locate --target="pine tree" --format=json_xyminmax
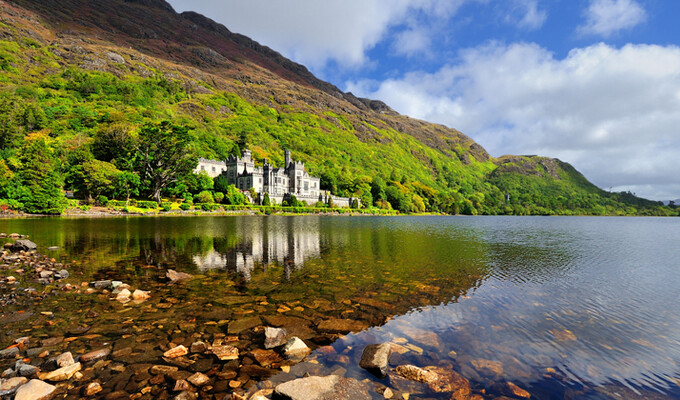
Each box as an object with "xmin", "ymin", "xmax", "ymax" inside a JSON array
[{"xmin": 19, "ymin": 132, "xmax": 67, "ymax": 214}]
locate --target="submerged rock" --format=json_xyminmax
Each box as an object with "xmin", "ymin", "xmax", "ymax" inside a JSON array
[
  {"xmin": 0, "ymin": 376, "xmax": 28, "ymax": 395},
  {"xmin": 14, "ymin": 379, "xmax": 56, "ymax": 400},
  {"xmin": 274, "ymin": 375, "xmax": 370, "ymax": 400},
  {"xmin": 264, "ymin": 326, "xmax": 287, "ymax": 349},
  {"xmin": 166, "ymin": 269, "xmax": 192, "ymax": 282},
  {"xmin": 79, "ymin": 348, "xmax": 110, "ymax": 363},
  {"xmin": 282, "ymin": 337, "xmax": 310, "ymax": 359},
  {"xmin": 163, "ymin": 345, "xmax": 188, "ymax": 359},
  {"xmin": 317, "ymin": 318, "xmax": 369, "ymax": 334},
  {"xmin": 84, "ymin": 381, "xmax": 102, "ymax": 396},
  {"xmin": 359, "ymin": 343, "xmax": 392, "ymax": 378},
  {"xmin": 395, "ymin": 365, "xmax": 471, "ymax": 396},
  {"xmin": 39, "ymin": 362, "xmax": 81, "ymax": 381}
]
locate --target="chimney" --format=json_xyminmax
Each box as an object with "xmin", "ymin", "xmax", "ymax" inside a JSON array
[{"xmin": 285, "ymin": 150, "xmax": 291, "ymax": 168}]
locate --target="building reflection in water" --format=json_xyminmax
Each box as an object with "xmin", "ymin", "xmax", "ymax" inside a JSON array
[{"xmin": 192, "ymin": 217, "xmax": 321, "ymax": 280}]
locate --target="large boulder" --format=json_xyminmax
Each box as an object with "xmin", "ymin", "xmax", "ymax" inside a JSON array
[
  {"xmin": 10, "ymin": 240, "xmax": 37, "ymax": 252},
  {"xmin": 14, "ymin": 379, "xmax": 56, "ymax": 400},
  {"xmin": 274, "ymin": 375, "xmax": 370, "ymax": 400}
]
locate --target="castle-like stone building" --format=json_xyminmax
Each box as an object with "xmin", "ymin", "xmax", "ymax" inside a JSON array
[{"xmin": 195, "ymin": 149, "xmax": 358, "ymax": 207}]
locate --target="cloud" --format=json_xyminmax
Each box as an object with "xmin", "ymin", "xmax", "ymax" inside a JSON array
[
  {"xmin": 578, "ymin": 0, "xmax": 646, "ymax": 37},
  {"xmin": 167, "ymin": 0, "xmax": 468, "ymax": 70},
  {"xmin": 346, "ymin": 42, "xmax": 680, "ymax": 200},
  {"xmin": 508, "ymin": 0, "xmax": 547, "ymax": 30}
]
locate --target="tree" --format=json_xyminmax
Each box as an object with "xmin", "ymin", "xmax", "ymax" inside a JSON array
[
  {"xmin": 18, "ymin": 132, "xmax": 67, "ymax": 214},
  {"xmin": 92, "ymin": 123, "xmax": 136, "ymax": 170},
  {"xmin": 0, "ymin": 95, "xmax": 22, "ymax": 150},
  {"xmin": 80, "ymin": 160, "xmax": 120, "ymax": 201},
  {"xmin": 262, "ymin": 192, "xmax": 271, "ymax": 206},
  {"xmin": 214, "ymin": 174, "xmax": 230, "ymax": 193},
  {"xmin": 135, "ymin": 121, "xmax": 197, "ymax": 203},
  {"xmin": 114, "ymin": 171, "xmax": 141, "ymax": 206}
]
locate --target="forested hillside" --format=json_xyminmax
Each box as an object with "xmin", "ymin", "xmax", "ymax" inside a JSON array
[{"xmin": 0, "ymin": 0, "xmax": 675, "ymax": 215}]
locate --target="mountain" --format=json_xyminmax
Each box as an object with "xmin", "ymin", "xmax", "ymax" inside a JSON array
[{"xmin": 0, "ymin": 0, "xmax": 674, "ymax": 215}]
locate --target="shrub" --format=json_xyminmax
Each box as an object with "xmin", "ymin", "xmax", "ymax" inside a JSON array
[
  {"xmin": 214, "ymin": 192, "xmax": 224, "ymax": 203},
  {"xmin": 137, "ymin": 200, "xmax": 157, "ymax": 209},
  {"xmin": 195, "ymin": 190, "xmax": 214, "ymax": 204},
  {"xmin": 161, "ymin": 202, "xmax": 171, "ymax": 212},
  {"xmin": 179, "ymin": 202, "xmax": 191, "ymax": 210},
  {"xmin": 98, "ymin": 195, "xmax": 109, "ymax": 206}
]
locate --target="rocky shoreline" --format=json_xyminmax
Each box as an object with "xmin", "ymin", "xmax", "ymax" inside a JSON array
[{"xmin": 0, "ymin": 234, "xmax": 542, "ymax": 400}]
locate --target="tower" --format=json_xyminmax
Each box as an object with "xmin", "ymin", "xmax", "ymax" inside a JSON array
[{"xmin": 284, "ymin": 150, "xmax": 291, "ymax": 169}]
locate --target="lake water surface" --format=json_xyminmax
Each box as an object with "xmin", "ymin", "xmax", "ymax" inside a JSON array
[{"xmin": 1, "ymin": 216, "xmax": 678, "ymax": 399}]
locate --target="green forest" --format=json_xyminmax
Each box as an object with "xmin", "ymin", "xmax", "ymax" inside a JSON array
[{"xmin": 0, "ymin": 36, "xmax": 676, "ymax": 216}]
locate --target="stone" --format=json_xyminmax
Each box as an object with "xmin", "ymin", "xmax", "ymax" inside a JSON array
[
  {"xmin": 14, "ymin": 379, "xmax": 56, "ymax": 400},
  {"xmin": 132, "ymin": 289, "xmax": 150, "ymax": 300},
  {"xmin": 80, "ymin": 348, "xmax": 111, "ymax": 363},
  {"xmin": 282, "ymin": 337, "xmax": 310, "ymax": 359},
  {"xmin": 163, "ymin": 345, "xmax": 188, "ymax": 359},
  {"xmin": 211, "ymin": 344, "xmax": 238, "ymax": 361},
  {"xmin": 173, "ymin": 379, "xmax": 191, "ymax": 391},
  {"xmin": 55, "ymin": 352, "xmax": 74, "ymax": 367},
  {"xmin": 186, "ymin": 372, "xmax": 210, "ymax": 386},
  {"xmin": 16, "ymin": 363, "xmax": 39, "ymax": 377},
  {"xmin": 470, "ymin": 359, "xmax": 503, "ymax": 376},
  {"xmin": 116, "ymin": 288, "xmax": 131, "ymax": 301},
  {"xmin": 166, "ymin": 269, "xmax": 192, "ymax": 282},
  {"xmin": 93, "ymin": 280, "xmax": 111, "ymax": 289},
  {"xmin": 249, "ymin": 349, "xmax": 282, "ymax": 367},
  {"xmin": 189, "ymin": 341, "xmax": 207, "ymax": 353},
  {"xmin": 0, "ymin": 346, "xmax": 20, "ymax": 359},
  {"xmin": 150, "ymin": 365, "xmax": 179, "ymax": 375},
  {"xmin": 274, "ymin": 375, "xmax": 370, "ymax": 400},
  {"xmin": 39, "ymin": 362, "xmax": 81, "ymax": 381},
  {"xmin": 107, "ymin": 52, "xmax": 125, "ymax": 64},
  {"xmin": 84, "ymin": 381, "xmax": 103, "ymax": 396},
  {"xmin": 55, "ymin": 270, "xmax": 69, "ymax": 279},
  {"xmin": 0, "ymin": 376, "xmax": 28, "ymax": 395},
  {"xmin": 359, "ymin": 343, "xmax": 392, "ymax": 378},
  {"xmin": 493, "ymin": 381, "xmax": 531, "ymax": 399},
  {"xmin": 264, "ymin": 327, "xmax": 287, "ymax": 349},
  {"xmin": 317, "ymin": 318, "xmax": 369, "ymax": 334},
  {"xmin": 11, "ymin": 240, "xmax": 37, "ymax": 252},
  {"xmin": 174, "ymin": 391, "xmax": 197, "ymax": 400},
  {"xmin": 227, "ymin": 316, "xmax": 261, "ymax": 334},
  {"xmin": 395, "ymin": 365, "xmax": 471, "ymax": 396}
]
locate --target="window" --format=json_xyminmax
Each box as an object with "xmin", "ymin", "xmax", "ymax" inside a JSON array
[
  {"xmin": 304, "ymin": 181, "xmax": 309, "ymax": 191},
  {"xmin": 200, "ymin": 165, "xmax": 205, "ymax": 171},
  {"xmin": 259, "ymin": 178, "xmax": 262, "ymax": 183},
  {"xmin": 212, "ymin": 167, "xmax": 216, "ymax": 172}
]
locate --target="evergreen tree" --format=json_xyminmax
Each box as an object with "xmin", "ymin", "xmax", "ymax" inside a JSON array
[{"xmin": 18, "ymin": 132, "xmax": 67, "ymax": 214}]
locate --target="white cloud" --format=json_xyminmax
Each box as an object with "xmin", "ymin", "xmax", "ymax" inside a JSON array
[
  {"xmin": 167, "ymin": 0, "xmax": 467, "ymax": 70},
  {"xmin": 578, "ymin": 0, "xmax": 646, "ymax": 38},
  {"xmin": 508, "ymin": 0, "xmax": 547, "ymax": 30},
  {"xmin": 346, "ymin": 43, "xmax": 680, "ymax": 200}
]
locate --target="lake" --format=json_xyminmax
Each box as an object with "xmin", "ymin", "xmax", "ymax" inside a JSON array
[{"xmin": 1, "ymin": 215, "xmax": 679, "ymax": 399}]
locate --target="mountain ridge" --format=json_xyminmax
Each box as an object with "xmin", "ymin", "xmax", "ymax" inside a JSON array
[{"xmin": 0, "ymin": 0, "xmax": 674, "ymax": 215}]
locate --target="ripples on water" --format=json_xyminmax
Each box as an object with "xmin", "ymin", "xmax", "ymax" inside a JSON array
[{"xmin": 1, "ymin": 215, "xmax": 679, "ymax": 399}]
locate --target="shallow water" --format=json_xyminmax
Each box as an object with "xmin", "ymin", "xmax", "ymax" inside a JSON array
[{"xmin": 1, "ymin": 215, "xmax": 679, "ymax": 399}]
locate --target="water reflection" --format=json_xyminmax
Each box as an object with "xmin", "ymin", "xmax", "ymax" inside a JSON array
[{"xmin": 193, "ymin": 218, "xmax": 321, "ymax": 280}]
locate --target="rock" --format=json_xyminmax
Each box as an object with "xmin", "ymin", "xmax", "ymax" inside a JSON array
[
  {"xmin": 189, "ymin": 341, "xmax": 207, "ymax": 353},
  {"xmin": 186, "ymin": 372, "xmax": 210, "ymax": 386},
  {"xmin": 227, "ymin": 316, "xmax": 261, "ymax": 334},
  {"xmin": 14, "ymin": 379, "xmax": 56, "ymax": 400},
  {"xmin": 210, "ymin": 344, "xmax": 238, "ymax": 361},
  {"xmin": 46, "ymin": 246, "xmax": 59, "ymax": 251},
  {"xmin": 80, "ymin": 348, "xmax": 111, "ymax": 363},
  {"xmin": 55, "ymin": 270, "xmax": 69, "ymax": 279},
  {"xmin": 106, "ymin": 52, "xmax": 125, "ymax": 64},
  {"xmin": 470, "ymin": 359, "xmax": 503, "ymax": 376},
  {"xmin": 174, "ymin": 391, "xmax": 197, "ymax": 400},
  {"xmin": 173, "ymin": 379, "xmax": 191, "ymax": 391},
  {"xmin": 55, "ymin": 352, "xmax": 74, "ymax": 367},
  {"xmin": 116, "ymin": 288, "xmax": 131, "ymax": 301},
  {"xmin": 0, "ymin": 376, "xmax": 28, "ymax": 395},
  {"xmin": 395, "ymin": 365, "xmax": 471, "ymax": 396},
  {"xmin": 317, "ymin": 318, "xmax": 369, "ymax": 334},
  {"xmin": 264, "ymin": 327, "xmax": 287, "ymax": 349},
  {"xmin": 274, "ymin": 375, "xmax": 371, "ymax": 400},
  {"xmin": 492, "ymin": 381, "xmax": 531, "ymax": 399},
  {"xmin": 93, "ymin": 280, "xmax": 112, "ymax": 289},
  {"xmin": 359, "ymin": 343, "xmax": 392, "ymax": 378},
  {"xmin": 16, "ymin": 363, "xmax": 39, "ymax": 377},
  {"xmin": 166, "ymin": 269, "xmax": 192, "ymax": 282},
  {"xmin": 39, "ymin": 362, "xmax": 81, "ymax": 381},
  {"xmin": 249, "ymin": 349, "xmax": 282, "ymax": 367},
  {"xmin": 84, "ymin": 381, "xmax": 102, "ymax": 396},
  {"xmin": 132, "ymin": 289, "xmax": 150, "ymax": 300},
  {"xmin": 11, "ymin": 240, "xmax": 37, "ymax": 252},
  {"xmin": 150, "ymin": 365, "xmax": 178, "ymax": 375},
  {"xmin": 0, "ymin": 346, "xmax": 20, "ymax": 359},
  {"xmin": 163, "ymin": 345, "xmax": 188, "ymax": 359},
  {"xmin": 282, "ymin": 337, "xmax": 310, "ymax": 359}
]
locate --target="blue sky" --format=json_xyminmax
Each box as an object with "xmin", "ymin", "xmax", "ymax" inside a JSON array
[{"xmin": 167, "ymin": 0, "xmax": 680, "ymax": 201}]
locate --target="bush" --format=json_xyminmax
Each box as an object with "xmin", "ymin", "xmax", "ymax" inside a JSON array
[
  {"xmin": 214, "ymin": 192, "xmax": 224, "ymax": 203},
  {"xmin": 195, "ymin": 190, "xmax": 214, "ymax": 204},
  {"xmin": 137, "ymin": 200, "xmax": 158, "ymax": 209},
  {"xmin": 161, "ymin": 202, "xmax": 171, "ymax": 212},
  {"xmin": 179, "ymin": 202, "xmax": 191, "ymax": 210},
  {"xmin": 98, "ymin": 195, "xmax": 109, "ymax": 206}
]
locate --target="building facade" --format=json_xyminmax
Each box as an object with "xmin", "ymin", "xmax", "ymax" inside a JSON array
[{"xmin": 195, "ymin": 149, "xmax": 358, "ymax": 207}]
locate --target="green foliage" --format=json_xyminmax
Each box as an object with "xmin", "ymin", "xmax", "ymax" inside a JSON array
[
  {"xmin": 262, "ymin": 192, "xmax": 271, "ymax": 207},
  {"xmin": 17, "ymin": 132, "xmax": 67, "ymax": 214},
  {"xmin": 79, "ymin": 159, "xmax": 120, "ymax": 199},
  {"xmin": 213, "ymin": 192, "xmax": 224, "ymax": 204},
  {"xmin": 195, "ymin": 190, "xmax": 214, "ymax": 204},
  {"xmin": 179, "ymin": 202, "xmax": 191, "ymax": 210}
]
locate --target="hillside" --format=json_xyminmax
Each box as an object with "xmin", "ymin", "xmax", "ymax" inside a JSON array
[{"xmin": 0, "ymin": 0, "xmax": 674, "ymax": 215}]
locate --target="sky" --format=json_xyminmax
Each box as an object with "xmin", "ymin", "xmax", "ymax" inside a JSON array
[{"xmin": 167, "ymin": 0, "xmax": 680, "ymax": 201}]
